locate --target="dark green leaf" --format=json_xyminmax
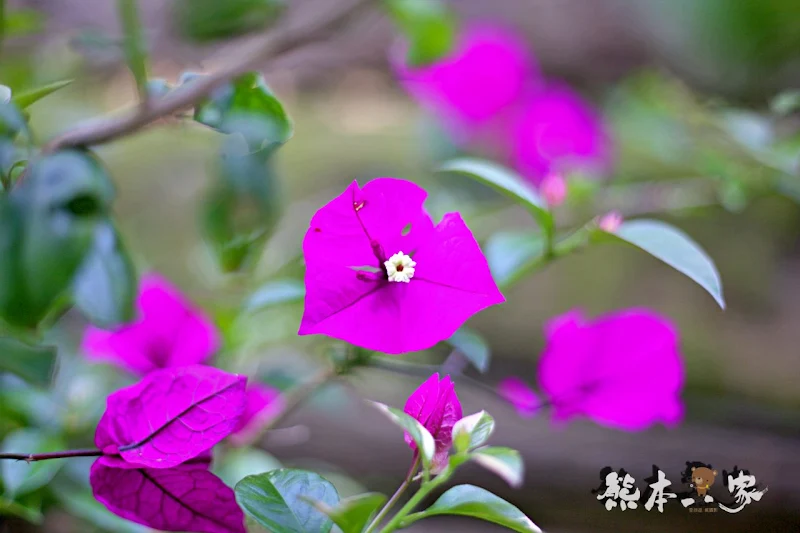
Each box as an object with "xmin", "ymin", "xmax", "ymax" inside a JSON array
[
  {"xmin": 235, "ymin": 469, "xmax": 340, "ymax": 533},
  {"xmin": 471, "ymin": 447, "xmax": 524, "ymax": 488},
  {"xmin": 414, "ymin": 485, "xmax": 541, "ymax": 532},
  {"xmin": 72, "ymin": 222, "xmax": 137, "ymax": 328},
  {"xmin": 0, "ymin": 337, "xmax": 56, "ymax": 386},
  {"xmin": 385, "ymin": 0, "xmax": 457, "ymax": 66},
  {"xmin": 445, "ymin": 327, "xmax": 490, "ymax": 373},
  {"xmin": 313, "ymin": 492, "xmax": 387, "ymax": 533},
  {"xmin": 1, "ymin": 429, "xmax": 65, "ymax": 496},
  {"xmin": 485, "ymin": 231, "xmax": 545, "ymax": 288},
  {"xmin": 175, "ymin": 0, "xmax": 286, "ymax": 42},
  {"xmin": 202, "ymin": 137, "xmax": 282, "ymax": 272},
  {"xmin": 452, "ymin": 411, "xmax": 495, "ymax": 453},
  {"xmin": 245, "ymin": 279, "xmax": 305, "ymax": 312},
  {"xmin": 593, "ymin": 219, "xmax": 725, "ymax": 309},
  {"xmin": 12, "ymin": 79, "xmax": 73, "ymax": 109},
  {"xmin": 438, "ymin": 159, "xmax": 552, "ymax": 231},
  {"xmin": 369, "ymin": 402, "xmax": 435, "ymax": 471},
  {"xmin": 0, "ymin": 150, "xmax": 115, "ymax": 327},
  {"xmin": 0, "ymin": 493, "xmax": 43, "ymax": 524},
  {"xmin": 213, "ymin": 448, "xmax": 283, "ymax": 488}
]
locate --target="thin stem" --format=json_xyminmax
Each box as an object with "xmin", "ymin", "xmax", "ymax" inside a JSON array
[
  {"xmin": 117, "ymin": 0, "xmax": 149, "ymax": 102},
  {"xmin": 0, "ymin": 448, "xmax": 103, "ymax": 462},
  {"xmin": 365, "ymin": 456, "xmax": 420, "ymax": 533},
  {"xmin": 43, "ymin": 0, "xmax": 372, "ymax": 153},
  {"xmin": 379, "ymin": 465, "xmax": 453, "ymax": 533}
]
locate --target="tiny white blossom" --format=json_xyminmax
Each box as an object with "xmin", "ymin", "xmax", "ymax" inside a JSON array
[{"xmin": 384, "ymin": 251, "xmax": 416, "ymax": 283}]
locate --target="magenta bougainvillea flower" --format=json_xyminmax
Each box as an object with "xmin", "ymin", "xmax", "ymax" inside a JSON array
[
  {"xmin": 404, "ymin": 373, "xmax": 462, "ymax": 473},
  {"xmin": 227, "ymin": 383, "xmax": 284, "ymax": 447},
  {"xmin": 394, "ymin": 24, "xmax": 535, "ymax": 141},
  {"xmin": 598, "ymin": 210, "xmax": 623, "ymax": 233},
  {"xmin": 81, "ymin": 273, "xmax": 220, "ymax": 375},
  {"xmin": 511, "ymin": 85, "xmax": 612, "ymax": 184},
  {"xmin": 95, "ymin": 365, "xmax": 247, "ymax": 468},
  {"xmin": 498, "ymin": 377, "xmax": 540, "ymax": 418},
  {"xmin": 538, "ymin": 309, "xmax": 684, "ymax": 431},
  {"xmin": 91, "ymin": 461, "xmax": 245, "ymax": 533},
  {"xmin": 298, "ymin": 178, "xmax": 504, "ymax": 354},
  {"xmin": 394, "ymin": 24, "xmax": 612, "ymax": 186}
]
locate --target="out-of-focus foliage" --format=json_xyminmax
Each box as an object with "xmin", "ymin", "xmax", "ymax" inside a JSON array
[{"xmin": 174, "ymin": 0, "xmax": 286, "ymax": 42}]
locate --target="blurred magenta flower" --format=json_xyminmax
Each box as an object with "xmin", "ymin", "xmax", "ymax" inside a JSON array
[
  {"xmin": 498, "ymin": 377, "xmax": 540, "ymax": 418},
  {"xmin": 227, "ymin": 383, "xmax": 285, "ymax": 447},
  {"xmin": 511, "ymin": 85, "xmax": 612, "ymax": 184},
  {"xmin": 95, "ymin": 365, "xmax": 247, "ymax": 468},
  {"xmin": 299, "ymin": 178, "xmax": 504, "ymax": 354},
  {"xmin": 81, "ymin": 273, "xmax": 220, "ymax": 375},
  {"xmin": 598, "ymin": 210, "xmax": 623, "ymax": 232},
  {"xmin": 538, "ymin": 309, "xmax": 684, "ymax": 431},
  {"xmin": 394, "ymin": 24, "xmax": 612, "ymax": 186},
  {"xmin": 404, "ymin": 373, "xmax": 462, "ymax": 473},
  {"xmin": 394, "ymin": 24, "xmax": 535, "ymax": 142},
  {"xmin": 91, "ymin": 461, "xmax": 246, "ymax": 533}
]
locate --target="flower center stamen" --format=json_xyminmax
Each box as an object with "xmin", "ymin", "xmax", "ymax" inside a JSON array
[{"xmin": 384, "ymin": 251, "xmax": 416, "ymax": 283}]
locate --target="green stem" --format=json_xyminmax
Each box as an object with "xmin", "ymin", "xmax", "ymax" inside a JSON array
[
  {"xmin": 379, "ymin": 465, "xmax": 453, "ymax": 533},
  {"xmin": 364, "ymin": 456, "xmax": 419, "ymax": 533},
  {"xmin": 117, "ymin": 0, "xmax": 149, "ymax": 102}
]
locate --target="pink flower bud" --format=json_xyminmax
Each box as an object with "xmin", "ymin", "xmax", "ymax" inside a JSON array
[
  {"xmin": 540, "ymin": 173, "xmax": 567, "ymax": 207},
  {"xmin": 598, "ymin": 211, "xmax": 623, "ymax": 233}
]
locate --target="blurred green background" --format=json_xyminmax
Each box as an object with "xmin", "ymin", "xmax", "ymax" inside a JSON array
[{"xmin": 2, "ymin": 0, "xmax": 800, "ymax": 531}]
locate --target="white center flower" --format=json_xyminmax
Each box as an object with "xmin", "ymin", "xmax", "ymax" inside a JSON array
[{"xmin": 384, "ymin": 251, "xmax": 416, "ymax": 283}]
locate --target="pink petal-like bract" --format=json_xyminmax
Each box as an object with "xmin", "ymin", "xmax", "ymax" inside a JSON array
[
  {"xmin": 298, "ymin": 178, "xmax": 504, "ymax": 354},
  {"xmin": 95, "ymin": 365, "xmax": 247, "ymax": 468},
  {"xmin": 90, "ymin": 460, "xmax": 245, "ymax": 533},
  {"xmin": 537, "ymin": 309, "xmax": 684, "ymax": 431},
  {"xmin": 227, "ymin": 383, "xmax": 285, "ymax": 447},
  {"xmin": 394, "ymin": 24, "xmax": 535, "ymax": 143},
  {"xmin": 498, "ymin": 377, "xmax": 541, "ymax": 418},
  {"xmin": 81, "ymin": 273, "xmax": 220, "ymax": 375},
  {"xmin": 403, "ymin": 373, "xmax": 462, "ymax": 472},
  {"xmin": 511, "ymin": 84, "xmax": 613, "ymax": 185}
]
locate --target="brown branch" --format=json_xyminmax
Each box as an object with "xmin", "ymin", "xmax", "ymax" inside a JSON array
[
  {"xmin": 43, "ymin": 0, "xmax": 374, "ymax": 153},
  {"xmin": 0, "ymin": 448, "xmax": 104, "ymax": 462}
]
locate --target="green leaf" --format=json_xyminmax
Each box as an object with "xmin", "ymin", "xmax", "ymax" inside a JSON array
[
  {"xmin": 12, "ymin": 79, "xmax": 73, "ymax": 109},
  {"xmin": 194, "ymin": 73, "xmax": 293, "ymax": 148},
  {"xmin": 213, "ymin": 448, "xmax": 283, "ymax": 488},
  {"xmin": 1, "ymin": 429, "xmax": 65, "ymax": 496},
  {"xmin": 594, "ymin": 219, "xmax": 725, "ymax": 309},
  {"xmin": 445, "ymin": 327, "xmax": 490, "ymax": 373},
  {"xmin": 414, "ymin": 485, "xmax": 541, "ymax": 533},
  {"xmin": 0, "ymin": 150, "xmax": 115, "ymax": 327},
  {"xmin": 312, "ymin": 492, "xmax": 387, "ymax": 533},
  {"xmin": 438, "ymin": 158, "xmax": 552, "ymax": 231},
  {"xmin": 385, "ymin": 0, "xmax": 457, "ymax": 66},
  {"xmin": 0, "ymin": 337, "xmax": 56, "ymax": 386},
  {"xmin": 485, "ymin": 231, "xmax": 545, "ymax": 288},
  {"xmin": 235, "ymin": 469, "xmax": 340, "ymax": 533},
  {"xmin": 369, "ymin": 401, "xmax": 435, "ymax": 471},
  {"xmin": 471, "ymin": 447, "xmax": 524, "ymax": 488},
  {"xmin": 175, "ymin": 0, "xmax": 286, "ymax": 42},
  {"xmin": 202, "ymin": 138, "xmax": 282, "ymax": 272},
  {"xmin": 452, "ymin": 410, "xmax": 494, "ymax": 453},
  {"xmin": 245, "ymin": 279, "xmax": 305, "ymax": 312},
  {"xmin": 72, "ymin": 222, "xmax": 137, "ymax": 328}
]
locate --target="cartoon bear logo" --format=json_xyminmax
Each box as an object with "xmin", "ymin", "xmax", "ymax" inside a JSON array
[{"xmin": 691, "ymin": 466, "xmax": 717, "ymax": 497}]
